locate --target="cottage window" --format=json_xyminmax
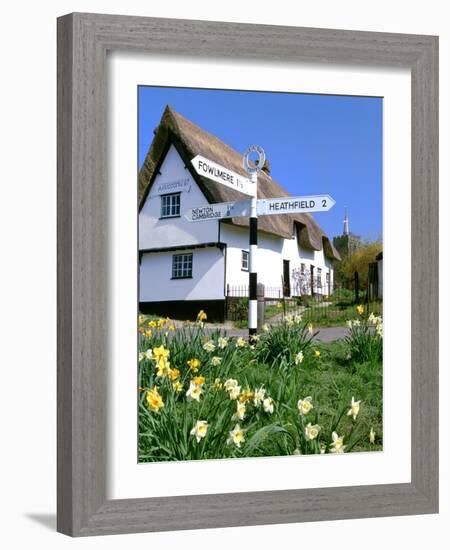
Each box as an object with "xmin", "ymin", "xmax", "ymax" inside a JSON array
[
  {"xmin": 317, "ymin": 267, "xmax": 322, "ymax": 289},
  {"xmin": 172, "ymin": 253, "xmax": 193, "ymax": 279},
  {"xmin": 160, "ymin": 192, "xmax": 181, "ymax": 218},
  {"xmin": 241, "ymin": 250, "xmax": 249, "ymax": 271}
]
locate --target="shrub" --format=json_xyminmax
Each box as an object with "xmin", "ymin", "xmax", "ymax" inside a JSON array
[{"xmin": 345, "ymin": 310, "xmax": 383, "ymax": 364}]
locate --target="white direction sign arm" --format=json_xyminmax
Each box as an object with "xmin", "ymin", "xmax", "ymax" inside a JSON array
[
  {"xmin": 191, "ymin": 155, "xmax": 253, "ymax": 197},
  {"xmin": 256, "ymin": 194, "xmax": 336, "ymax": 216},
  {"xmin": 186, "ymin": 200, "xmax": 251, "ymax": 222}
]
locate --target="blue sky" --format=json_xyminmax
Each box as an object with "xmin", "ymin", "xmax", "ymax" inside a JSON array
[{"xmin": 138, "ymin": 86, "xmax": 382, "ymax": 241}]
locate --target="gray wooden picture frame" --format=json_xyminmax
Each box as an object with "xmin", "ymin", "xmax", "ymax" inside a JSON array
[{"xmin": 57, "ymin": 12, "xmax": 439, "ymax": 537}]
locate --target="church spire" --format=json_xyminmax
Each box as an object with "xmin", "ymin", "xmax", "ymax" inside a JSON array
[{"xmin": 343, "ymin": 207, "xmax": 349, "ymax": 236}]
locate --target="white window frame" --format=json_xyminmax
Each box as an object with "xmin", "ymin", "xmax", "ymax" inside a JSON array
[
  {"xmin": 160, "ymin": 192, "xmax": 181, "ymax": 218},
  {"xmin": 241, "ymin": 250, "xmax": 249, "ymax": 271},
  {"xmin": 172, "ymin": 253, "xmax": 193, "ymax": 279}
]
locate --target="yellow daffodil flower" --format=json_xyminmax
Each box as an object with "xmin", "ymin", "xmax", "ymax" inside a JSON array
[
  {"xmin": 213, "ymin": 378, "xmax": 223, "ymax": 390},
  {"xmin": 155, "ymin": 356, "xmax": 171, "ymax": 378},
  {"xmin": 138, "ymin": 315, "xmax": 145, "ymax": 326},
  {"xmin": 172, "ymin": 380, "xmax": 183, "ymax": 392},
  {"xmin": 314, "ymin": 350, "xmax": 321, "ymax": 358},
  {"xmin": 146, "ymin": 387, "xmax": 164, "ymax": 412},
  {"xmin": 168, "ymin": 368, "xmax": 180, "ymax": 381},
  {"xmin": 238, "ymin": 389, "xmax": 254, "ymax": 404},
  {"xmin": 190, "ymin": 420, "xmax": 209, "ymax": 443},
  {"xmin": 228, "ymin": 385, "xmax": 241, "ymax": 400},
  {"xmin": 193, "ymin": 375, "xmax": 206, "ymax": 386},
  {"xmin": 305, "ymin": 422, "xmax": 321, "ymax": 440},
  {"xmin": 347, "ymin": 396, "xmax": 361, "ymax": 421},
  {"xmin": 148, "ymin": 320, "xmax": 156, "ymax": 328},
  {"xmin": 197, "ymin": 310, "xmax": 207, "ymax": 322},
  {"xmin": 356, "ymin": 305, "xmax": 364, "ymax": 315},
  {"xmin": 145, "ymin": 329, "xmax": 152, "ymax": 338},
  {"xmin": 227, "ymin": 424, "xmax": 245, "ymax": 448},
  {"xmin": 168, "ymin": 324, "xmax": 175, "ymax": 331},
  {"xmin": 187, "ymin": 358, "xmax": 201, "ymax": 372},
  {"xmin": 153, "ymin": 345, "xmax": 169, "ymax": 361},
  {"xmin": 369, "ymin": 428, "xmax": 376, "ymax": 444},
  {"xmin": 308, "ymin": 323, "xmax": 314, "ymax": 334},
  {"xmin": 297, "ymin": 396, "xmax": 314, "ymax": 415}
]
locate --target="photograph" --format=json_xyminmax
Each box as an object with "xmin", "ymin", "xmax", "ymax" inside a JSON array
[{"xmin": 137, "ymin": 86, "xmax": 383, "ymax": 462}]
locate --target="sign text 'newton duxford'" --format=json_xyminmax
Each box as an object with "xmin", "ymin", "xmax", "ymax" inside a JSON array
[
  {"xmin": 191, "ymin": 155, "xmax": 253, "ymax": 197},
  {"xmin": 186, "ymin": 200, "xmax": 251, "ymax": 222},
  {"xmin": 256, "ymin": 195, "xmax": 336, "ymax": 216}
]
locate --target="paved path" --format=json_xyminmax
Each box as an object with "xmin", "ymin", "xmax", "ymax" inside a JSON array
[{"xmin": 171, "ymin": 319, "xmax": 348, "ymax": 341}]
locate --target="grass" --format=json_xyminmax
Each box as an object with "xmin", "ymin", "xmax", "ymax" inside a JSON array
[{"xmin": 138, "ymin": 313, "xmax": 383, "ymax": 462}]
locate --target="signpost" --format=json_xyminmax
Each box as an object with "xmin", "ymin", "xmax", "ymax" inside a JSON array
[
  {"xmin": 257, "ymin": 194, "xmax": 336, "ymax": 216},
  {"xmin": 187, "ymin": 151, "xmax": 336, "ymax": 337},
  {"xmin": 186, "ymin": 200, "xmax": 251, "ymax": 222},
  {"xmin": 191, "ymin": 155, "xmax": 253, "ymax": 197}
]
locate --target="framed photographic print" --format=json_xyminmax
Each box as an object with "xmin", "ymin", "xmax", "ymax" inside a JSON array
[{"xmin": 57, "ymin": 13, "xmax": 438, "ymax": 536}]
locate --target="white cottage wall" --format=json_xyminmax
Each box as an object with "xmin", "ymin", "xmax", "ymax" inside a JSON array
[
  {"xmin": 221, "ymin": 223, "xmax": 334, "ymax": 296},
  {"xmin": 139, "ymin": 145, "xmax": 219, "ymax": 249},
  {"xmin": 140, "ymin": 247, "xmax": 225, "ymax": 302}
]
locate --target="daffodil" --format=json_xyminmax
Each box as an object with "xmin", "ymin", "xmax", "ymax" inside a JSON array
[
  {"xmin": 235, "ymin": 337, "xmax": 247, "ymax": 348},
  {"xmin": 297, "ymin": 396, "xmax": 314, "ymax": 415},
  {"xmin": 253, "ymin": 387, "xmax": 266, "ymax": 407},
  {"xmin": 305, "ymin": 422, "xmax": 321, "ymax": 440},
  {"xmin": 145, "ymin": 329, "xmax": 152, "ymax": 338},
  {"xmin": 143, "ymin": 349, "xmax": 153, "ymax": 360},
  {"xmin": 347, "ymin": 396, "xmax": 361, "ymax": 421},
  {"xmin": 262, "ymin": 323, "xmax": 270, "ymax": 332},
  {"xmin": 295, "ymin": 351, "xmax": 304, "ymax": 365},
  {"xmin": 193, "ymin": 375, "xmax": 206, "ymax": 386},
  {"xmin": 197, "ymin": 310, "xmax": 207, "ymax": 322},
  {"xmin": 346, "ymin": 320, "xmax": 353, "ymax": 329},
  {"xmin": 172, "ymin": 380, "xmax": 183, "ymax": 392},
  {"xmin": 187, "ymin": 358, "xmax": 201, "ymax": 372},
  {"xmin": 369, "ymin": 428, "xmax": 376, "ymax": 444},
  {"xmin": 307, "ymin": 323, "xmax": 313, "ymax": 334},
  {"xmin": 376, "ymin": 322, "xmax": 384, "ymax": 337},
  {"xmin": 218, "ymin": 337, "xmax": 228, "ymax": 349},
  {"xmin": 148, "ymin": 320, "xmax": 157, "ymax": 328},
  {"xmin": 329, "ymin": 431, "xmax": 346, "ymax": 453},
  {"xmin": 250, "ymin": 333, "xmax": 260, "ymax": 343},
  {"xmin": 213, "ymin": 378, "xmax": 223, "ymax": 390},
  {"xmin": 314, "ymin": 350, "xmax": 321, "ymax": 358},
  {"xmin": 138, "ymin": 352, "xmax": 145, "ymax": 362},
  {"xmin": 155, "ymin": 356, "xmax": 171, "ymax": 378},
  {"xmin": 146, "ymin": 387, "xmax": 164, "ymax": 412},
  {"xmin": 157, "ymin": 318, "xmax": 166, "ymax": 328},
  {"xmin": 190, "ymin": 420, "xmax": 209, "ymax": 443},
  {"xmin": 224, "ymin": 378, "xmax": 239, "ymax": 391},
  {"xmin": 228, "ymin": 424, "xmax": 245, "ymax": 448},
  {"xmin": 293, "ymin": 448, "xmax": 302, "ymax": 455},
  {"xmin": 233, "ymin": 402, "xmax": 246, "ymax": 421},
  {"xmin": 263, "ymin": 397, "xmax": 274, "ymax": 414},
  {"xmin": 286, "ymin": 315, "xmax": 294, "ymax": 326},
  {"xmin": 228, "ymin": 385, "xmax": 241, "ymax": 400},
  {"xmin": 294, "ymin": 314, "xmax": 303, "ymax": 324},
  {"xmin": 153, "ymin": 345, "xmax": 169, "ymax": 361},
  {"xmin": 139, "ymin": 315, "xmax": 145, "ymax": 326},
  {"xmin": 168, "ymin": 368, "xmax": 180, "ymax": 381},
  {"xmin": 168, "ymin": 324, "xmax": 175, "ymax": 331},
  {"xmin": 211, "ymin": 356, "xmax": 222, "ymax": 366},
  {"xmin": 356, "ymin": 304, "xmax": 364, "ymax": 315},
  {"xmin": 238, "ymin": 389, "xmax": 254, "ymax": 404},
  {"xmin": 186, "ymin": 381, "xmax": 203, "ymax": 402},
  {"xmin": 203, "ymin": 340, "xmax": 216, "ymax": 352}
]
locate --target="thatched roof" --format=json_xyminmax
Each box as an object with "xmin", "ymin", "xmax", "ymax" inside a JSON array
[{"xmin": 139, "ymin": 106, "xmax": 340, "ymax": 261}]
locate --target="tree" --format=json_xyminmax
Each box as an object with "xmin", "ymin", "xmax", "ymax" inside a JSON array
[{"xmin": 338, "ymin": 240, "xmax": 382, "ymax": 290}]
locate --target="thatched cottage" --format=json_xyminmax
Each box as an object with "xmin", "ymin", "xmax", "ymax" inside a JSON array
[{"xmin": 139, "ymin": 106, "xmax": 340, "ymax": 321}]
